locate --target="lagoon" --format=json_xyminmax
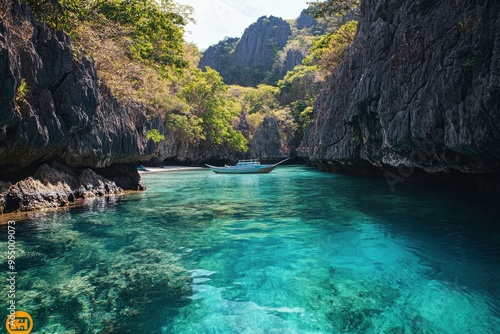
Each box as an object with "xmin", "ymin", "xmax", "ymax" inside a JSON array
[{"xmin": 1, "ymin": 166, "xmax": 499, "ymax": 333}]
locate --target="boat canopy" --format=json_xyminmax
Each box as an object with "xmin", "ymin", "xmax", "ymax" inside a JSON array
[{"xmin": 236, "ymin": 159, "xmax": 260, "ymax": 166}]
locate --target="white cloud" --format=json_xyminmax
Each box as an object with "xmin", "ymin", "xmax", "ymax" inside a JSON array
[{"xmin": 177, "ymin": 0, "xmax": 310, "ymax": 50}]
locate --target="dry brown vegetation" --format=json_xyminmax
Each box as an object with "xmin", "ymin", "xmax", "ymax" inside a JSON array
[{"xmin": 73, "ymin": 19, "xmax": 182, "ymax": 116}]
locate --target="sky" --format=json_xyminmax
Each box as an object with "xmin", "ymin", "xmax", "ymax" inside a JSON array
[{"xmin": 175, "ymin": 0, "xmax": 311, "ymax": 50}]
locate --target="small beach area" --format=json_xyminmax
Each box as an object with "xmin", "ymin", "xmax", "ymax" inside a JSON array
[{"xmin": 139, "ymin": 166, "xmax": 205, "ymax": 173}]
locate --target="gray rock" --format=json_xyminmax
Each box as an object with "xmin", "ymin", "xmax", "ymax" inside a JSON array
[
  {"xmin": 296, "ymin": 9, "xmax": 318, "ymax": 30},
  {"xmin": 146, "ymin": 115, "xmax": 243, "ymax": 165},
  {"xmin": 301, "ymin": 0, "xmax": 500, "ymax": 189},
  {"xmin": 0, "ymin": 163, "xmax": 127, "ymax": 213},
  {"xmin": 249, "ymin": 116, "xmax": 287, "ymax": 160},
  {"xmin": 199, "ymin": 16, "xmax": 292, "ymax": 86},
  {"xmin": 0, "ymin": 1, "xmax": 154, "ymax": 204},
  {"xmin": 234, "ymin": 16, "xmax": 292, "ymax": 72},
  {"xmin": 198, "ymin": 37, "xmax": 239, "ymax": 76},
  {"xmin": 279, "ymin": 48, "xmax": 306, "ymax": 78}
]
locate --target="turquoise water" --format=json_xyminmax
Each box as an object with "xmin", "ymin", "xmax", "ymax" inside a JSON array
[{"xmin": 1, "ymin": 166, "xmax": 500, "ymax": 333}]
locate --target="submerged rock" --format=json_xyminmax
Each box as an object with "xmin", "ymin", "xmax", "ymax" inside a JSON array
[{"xmin": 15, "ymin": 246, "xmax": 192, "ymax": 333}]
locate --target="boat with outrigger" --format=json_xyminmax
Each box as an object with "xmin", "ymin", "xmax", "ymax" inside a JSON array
[{"xmin": 206, "ymin": 158, "xmax": 289, "ymax": 174}]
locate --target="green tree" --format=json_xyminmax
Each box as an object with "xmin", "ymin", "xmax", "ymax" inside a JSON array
[
  {"xmin": 307, "ymin": 0, "xmax": 360, "ymax": 18},
  {"xmin": 231, "ymin": 85, "xmax": 280, "ymax": 115},
  {"xmin": 303, "ymin": 20, "xmax": 358, "ymax": 72},
  {"xmin": 146, "ymin": 129, "xmax": 165, "ymax": 143},
  {"xmin": 180, "ymin": 67, "xmax": 248, "ymax": 152},
  {"xmin": 23, "ymin": 0, "xmax": 191, "ymax": 69},
  {"xmin": 22, "ymin": 0, "xmax": 89, "ymax": 33},
  {"xmin": 97, "ymin": 0, "xmax": 190, "ymax": 68},
  {"xmin": 165, "ymin": 113, "xmax": 204, "ymax": 145},
  {"xmin": 277, "ymin": 65, "xmax": 319, "ymax": 106},
  {"xmin": 276, "ymin": 65, "xmax": 319, "ymax": 135}
]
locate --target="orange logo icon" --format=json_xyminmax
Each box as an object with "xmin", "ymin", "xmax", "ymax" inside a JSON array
[{"xmin": 5, "ymin": 311, "xmax": 33, "ymax": 334}]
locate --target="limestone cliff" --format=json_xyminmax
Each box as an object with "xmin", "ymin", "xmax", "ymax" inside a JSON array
[
  {"xmin": 197, "ymin": 37, "xmax": 239, "ymax": 78},
  {"xmin": 198, "ymin": 12, "xmax": 329, "ymax": 87},
  {"xmin": 198, "ymin": 16, "xmax": 292, "ymax": 86},
  {"xmin": 301, "ymin": 0, "xmax": 500, "ymax": 189},
  {"xmin": 0, "ymin": 2, "xmax": 154, "ymax": 212},
  {"xmin": 248, "ymin": 116, "xmax": 287, "ymax": 160}
]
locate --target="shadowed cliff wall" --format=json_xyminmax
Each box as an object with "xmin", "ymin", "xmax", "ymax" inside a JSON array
[{"xmin": 301, "ymin": 0, "xmax": 500, "ymax": 189}]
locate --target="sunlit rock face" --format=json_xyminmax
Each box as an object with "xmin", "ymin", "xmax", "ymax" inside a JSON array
[
  {"xmin": 301, "ymin": 0, "xmax": 500, "ymax": 189},
  {"xmin": 0, "ymin": 2, "xmax": 154, "ymax": 212},
  {"xmin": 199, "ymin": 16, "xmax": 293, "ymax": 86}
]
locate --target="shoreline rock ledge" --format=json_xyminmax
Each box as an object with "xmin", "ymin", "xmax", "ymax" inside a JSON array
[{"xmin": 0, "ymin": 2, "xmax": 155, "ymax": 213}]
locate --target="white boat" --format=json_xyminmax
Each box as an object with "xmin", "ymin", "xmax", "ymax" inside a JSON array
[{"xmin": 206, "ymin": 158, "xmax": 289, "ymax": 174}]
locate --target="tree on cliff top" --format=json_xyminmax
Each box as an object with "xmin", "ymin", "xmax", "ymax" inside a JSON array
[
  {"xmin": 178, "ymin": 67, "xmax": 248, "ymax": 152},
  {"xmin": 22, "ymin": 0, "xmax": 192, "ymax": 69},
  {"xmin": 307, "ymin": 0, "xmax": 360, "ymax": 18}
]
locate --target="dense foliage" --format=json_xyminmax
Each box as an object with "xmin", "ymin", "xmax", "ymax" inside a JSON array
[
  {"xmin": 18, "ymin": 0, "xmax": 249, "ymax": 152},
  {"xmin": 307, "ymin": 0, "xmax": 360, "ymax": 18},
  {"xmin": 173, "ymin": 67, "xmax": 248, "ymax": 152},
  {"xmin": 303, "ymin": 20, "xmax": 358, "ymax": 71},
  {"xmin": 23, "ymin": 0, "xmax": 190, "ymax": 69},
  {"xmin": 146, "ymin": 129, "xmax": 165, "ymax": 143},
  {"xmin": 230, "ymin": 19, "xmax": 358, "ymax": 144},
  {"xmin": 15, "ymin": 0, "xmax": 358, "ymax": 157}
]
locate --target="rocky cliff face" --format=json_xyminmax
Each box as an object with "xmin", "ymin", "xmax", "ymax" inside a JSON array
[
  {"xmin": 301, "ymin": 0, "xmax": 500, "ymax": 189},
  {"xmin": 197, "ymin": 37, "xmax": 238, "ymax": 76},
  {"xmin": 296, "ymin": 9, "xmax": 318, "ymax": 30},
  {"xmin": 0, "ymin": 2, "xmax": 154, "ymax": 212},
  {"xmin": 233, "ymin": 16, "xmax": 292, "ymax": 76},
  {"xmin": 278, "ymin": 48, "xmax": 307, "ymax": 79},
  {"xmin": 248, "ymin": 116, "xmax": 287, "ymax": 160},
  {"xmin": 198, "ymin": 16, "xmax": 292, "ymax": 86}
]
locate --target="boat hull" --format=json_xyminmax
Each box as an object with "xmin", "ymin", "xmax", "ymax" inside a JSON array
[
  {"xmin": 207, "ymin": 165, "xmax": 277, "ymax": 174},
  {"xmin": 206, "ymin": 158, "xmax": 289, "ymax": 174}
]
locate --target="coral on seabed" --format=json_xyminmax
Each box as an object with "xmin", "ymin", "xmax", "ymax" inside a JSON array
[{"xmin": 8, "ymin": 245, "xmax": 192, "ymax": 333}]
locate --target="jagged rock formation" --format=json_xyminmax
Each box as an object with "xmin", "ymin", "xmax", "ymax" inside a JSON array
[
  {"xmin": 146, "ymin": 116, "xmax": 241, "ymax": 165},
  {"xmin": 233, "ymin": 16, "xmax": 292, "ymax": 77},
  {"xmin": 296, "ymin": 9, "xmax": 327, "ymax": 35},
  {"xmin": 0, "ymin": 2, "xmax": 154, "ymax": 212},
  {"xmin": 199, "ymin": 16, "xmax": 292, "ymax": 86},
  {"xmin": 296, "ymin": 9, "xmax": 317, "ymax": 30},
  {"xmin": 198, "ymin": 10, "xmax": 332, "ymax": 88},
  {"xmin": 301, "ymin": 0, "xmax": 500, "ymax": 189},
  {"xmin": 0, "ymin": 163, "xmax": 129, "ymax": 213},
  {"xmin": 197, "ymin": 37, "xmax": 238, "ymax": 74},
  {"xmin": 278, "ymin": 48, "xmax": 307, "ymax": 79},
  {"xmin": 248, "ymin": 116, "xmax": 286, "ymax": 160}
]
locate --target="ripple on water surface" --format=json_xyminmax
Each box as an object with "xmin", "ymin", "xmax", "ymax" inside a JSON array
[{"xmin": 1, "ymin": 166, "xmax": 499, "ymax": 333}]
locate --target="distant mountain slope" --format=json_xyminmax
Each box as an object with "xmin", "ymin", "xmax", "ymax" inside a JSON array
[
  {"xmin": 199, "ymin": 15, "xmax": 291, "ymax": 86},
  {"xmin": 198, "ymin": 11, "xmax": 326, "ymax": 87}
]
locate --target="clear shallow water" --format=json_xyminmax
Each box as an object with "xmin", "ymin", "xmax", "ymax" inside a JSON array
[{"xmin": 1, "ymin": 166, "xmax": 500, "ymax": 333}]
